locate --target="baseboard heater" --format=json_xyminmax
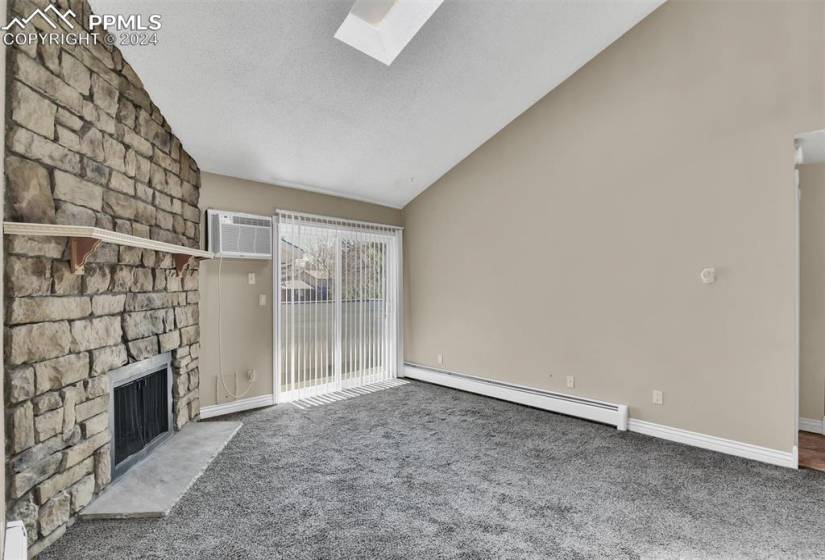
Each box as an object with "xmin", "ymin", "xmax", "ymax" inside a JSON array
[{"xmin": 403, "ymin": 363, "xmax": 628, "ymax": 430}]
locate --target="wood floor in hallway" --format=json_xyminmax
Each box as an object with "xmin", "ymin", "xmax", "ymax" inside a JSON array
[{"xmin": 799, "ymin": 431, "xmax": 825, "ymax": 472}]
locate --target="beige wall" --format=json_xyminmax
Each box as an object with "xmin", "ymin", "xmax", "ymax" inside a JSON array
[
  {"xmin": 198, "ymin": 172, "xmax": 402, "ymax": 407},
  {"xmin": 402, "ymin": 0, "xmax": 825, "ymax": 452},
  {"xmin": 800, "ymin": 163, "xmax": 825, "ymax": 423}
]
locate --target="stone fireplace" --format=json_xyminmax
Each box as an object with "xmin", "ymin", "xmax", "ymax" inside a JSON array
[{"xmin": 4, "ymin": 0, "xmax": 202, "ymax": 555}]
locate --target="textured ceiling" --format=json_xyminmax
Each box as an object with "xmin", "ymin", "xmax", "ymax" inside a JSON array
[{"xmin": 90, "ymin": 0, "xmax": 663, "ymax": 208}]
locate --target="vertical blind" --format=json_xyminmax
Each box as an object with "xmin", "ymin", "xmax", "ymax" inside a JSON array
[{"xmin": 274, "ymin": 211, "xmax": 402, "ymax": 402}]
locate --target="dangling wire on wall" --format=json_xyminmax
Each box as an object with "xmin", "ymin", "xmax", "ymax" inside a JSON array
[{"xmin": 216, "ymin": 255, "xmax": 254, "ymax": 400}]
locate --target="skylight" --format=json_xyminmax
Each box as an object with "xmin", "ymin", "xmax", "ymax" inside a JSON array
[{"xmin": 334, "ymin": 0, "xmax": 443, "ymax": 66}]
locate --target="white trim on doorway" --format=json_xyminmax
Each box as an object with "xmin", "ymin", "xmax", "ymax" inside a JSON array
[{"xmin": 794, "ymin": 160, "xmax": 801, "ymax": 450}]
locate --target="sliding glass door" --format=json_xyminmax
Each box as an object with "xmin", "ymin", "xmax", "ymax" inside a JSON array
[{"xmin": 274, "ymin": 211, "xmax": 401, "ymax": 402}]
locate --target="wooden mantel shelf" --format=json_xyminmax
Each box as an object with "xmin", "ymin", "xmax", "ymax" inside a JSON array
[{"xmin": 3, "ymin": 222, "xmax": 212, "ymax": 274}]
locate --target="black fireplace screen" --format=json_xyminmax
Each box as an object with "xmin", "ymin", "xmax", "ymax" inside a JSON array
[{"xmin": 114, "ymin": 367, "xmax": 169, "ymax": 466}]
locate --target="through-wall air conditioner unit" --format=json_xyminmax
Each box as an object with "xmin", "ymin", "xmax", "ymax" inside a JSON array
[{"xmin": 207, "ymin": 210, "xmax": 272, "ymax": 259}]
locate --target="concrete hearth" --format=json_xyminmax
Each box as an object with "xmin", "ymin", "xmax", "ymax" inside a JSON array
[{"xmin": 80, "ymin": 421, "xmax": 241, "ymax": 519}]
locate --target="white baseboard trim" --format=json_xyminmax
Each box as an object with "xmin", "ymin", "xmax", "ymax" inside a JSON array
[
  {"xmin": 628, "ymin": 418, "xmax": 798, "ymax": 469},
  {"xmin": 403, "ymin": 363, "xmax": 628, "ymax": 430},
  {"xmin": 799, "ymin": 416, "xmax": 825, "ymax": 435},
  {"xmin": 200, "ymin": 394, "xmax": 275, "ymax": 419},
  {"xmin": 402, "ymin": 363, "xmax": 797, "ymax": 469}
]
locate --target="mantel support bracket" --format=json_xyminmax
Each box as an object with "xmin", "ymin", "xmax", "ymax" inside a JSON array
[
  {"xmin": 173, "ymin": 254, "xmax": 195, "ymax": 275},
  {"xmin": 70, "ymin": 237, "xmax": 102, "ymax": 274}
]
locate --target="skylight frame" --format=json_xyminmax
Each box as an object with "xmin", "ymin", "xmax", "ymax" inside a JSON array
[{"xmin": 334, "ymin": 0, "xmax": 444, "ymax": 66}]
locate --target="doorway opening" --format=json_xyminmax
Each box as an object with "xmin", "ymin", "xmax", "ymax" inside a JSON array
[{"xmin": 797, "ymin": 128, "xmax": 825, "ymax": 472}]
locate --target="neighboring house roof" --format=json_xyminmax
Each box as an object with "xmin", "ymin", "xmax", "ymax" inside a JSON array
[
  {"xmin": 303, "ymin": 269, "xmax": 329, "ymax": 280},
  {"xmin": 282, "ymin": 280, "xmax": 313, "ymax": 290}
]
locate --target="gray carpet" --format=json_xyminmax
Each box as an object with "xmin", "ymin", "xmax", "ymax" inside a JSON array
[{"xmin": 42, "ymin": 380, "xmax": 825, "ymax": 559}]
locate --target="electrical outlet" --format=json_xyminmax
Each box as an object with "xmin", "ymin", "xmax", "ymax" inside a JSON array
[
  {"xmin": 248, "ymin": 272, "xmax": 256, "ymax": 285},
  {"xmin": 652, "ymin": 390, "xmax": 663, "ymax": 405},
  {"xmin": 566, "ymin": 376, "xmax": 575, "ymax": 389},
  {"xmin": 259, "ymin": 294, "xmax": 267, "ymax": 307},
  {"xmin": 247, "ymin": 369, "xmax": 256, "ymax": 381},
  {"xmin": 437, "ymin": 353, "xmax": 443, "ymax": 365}
]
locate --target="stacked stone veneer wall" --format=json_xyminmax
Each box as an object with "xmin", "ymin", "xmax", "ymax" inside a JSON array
[{"xmin": 3, "ymin": 0, "xmax": 201, "ymax": 554}]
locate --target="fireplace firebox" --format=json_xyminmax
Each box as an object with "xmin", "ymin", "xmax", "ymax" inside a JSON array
[{"xmin": 108, "ymin": 353, "xmax": 174, "ymax": 479}]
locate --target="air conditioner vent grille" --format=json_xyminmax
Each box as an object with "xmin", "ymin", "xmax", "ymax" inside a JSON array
[
  {"xmin": 207, "ymin": 210, "xmax": 272, "ymax": 260},
  {"xmin": 232, "ymin": 216, "xmax": 271, "ymax": 227}
]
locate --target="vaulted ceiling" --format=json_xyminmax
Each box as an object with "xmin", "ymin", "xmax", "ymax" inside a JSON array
[{"xmin": 90, "ymin": 0, "xmax": 663, "ymax": 208}]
